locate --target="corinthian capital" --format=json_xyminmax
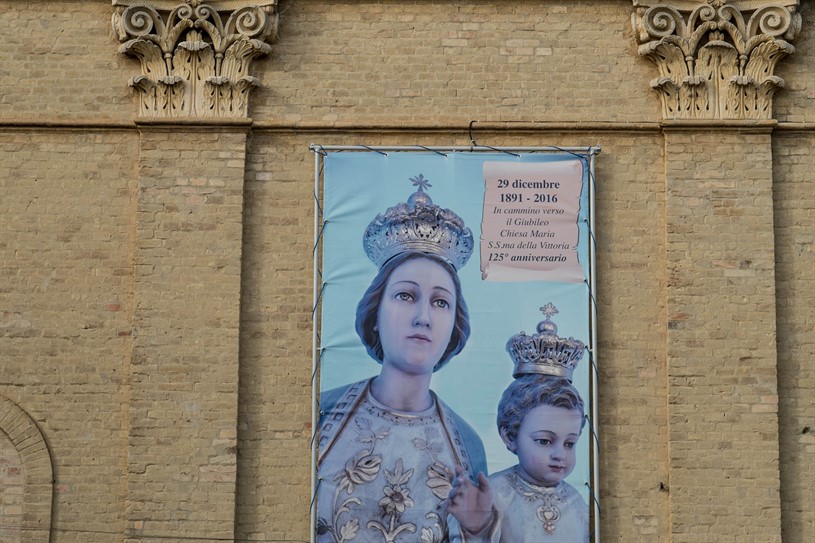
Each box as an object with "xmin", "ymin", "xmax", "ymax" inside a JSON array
[
  {"xmin": 631, "ymin": 1, "xmax": 801, "ymax": 121},
  {"xmin": 112, "ymin": 1, "xmax": 278, "ymax": 119}
]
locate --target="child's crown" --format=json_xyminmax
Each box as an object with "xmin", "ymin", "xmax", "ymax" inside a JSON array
[{"xmin": 506, "ymin": 303, "xmax": 586, "ymax": 382}]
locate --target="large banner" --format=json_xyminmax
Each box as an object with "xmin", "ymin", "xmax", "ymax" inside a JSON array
[{"xmin": 315, "ymin": 150, "xmax": 594, "ymax": 543}]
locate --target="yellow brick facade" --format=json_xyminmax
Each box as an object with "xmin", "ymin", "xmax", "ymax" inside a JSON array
[{"xmin": 0, "ymin": 2, "xmax": 812, "ymax": 543}]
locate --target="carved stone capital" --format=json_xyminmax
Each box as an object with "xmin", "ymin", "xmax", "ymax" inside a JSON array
[
  {"xmin": 631, "ymin": 1, "xmax": 800, "ymax": 120},
  {"xmin": 112, "ymin": 1, "xmax": 277, "ymax": 118}
]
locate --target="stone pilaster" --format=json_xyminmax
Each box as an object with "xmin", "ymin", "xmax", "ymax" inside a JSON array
[
  {"xmin": 662, "ymin": 127, "xmax": 781, "ymax": 541},
  {"xmin": 112, "ymin": 3, "xmax": 265, "ymax": 539},
  {"xmin": 632, "ymin": 3, "xmax": 794, "ymax": 539},
  {"xmin": 126, "ymin": 124, "xmax": 248, "ymax": 542},
  {"xmin": 632, "ymin": 0, "xmax": 800, "ymax": 120},
  {"xmin": 112, "ymin": 1, "xmax": 278, "ymax": 118}
]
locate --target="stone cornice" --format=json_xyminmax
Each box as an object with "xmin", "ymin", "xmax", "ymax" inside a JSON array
[
  {"xmin": 8, "ymin": 117, "xmax": 815, "ymax": 133},
  {"xmin": 631, "ymin": 0, "xmax": 801, "ymax": 120},
  {"xmin": 112, "ymin": 0, "xmax": 277, "ymax": 118}
]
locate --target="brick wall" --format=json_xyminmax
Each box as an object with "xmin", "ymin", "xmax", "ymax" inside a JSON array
[
  {"xmin": 252, "ymin": 1, "xmax": 657, "ymax": 124},
  {"xmin": 0, "ymin": 1, "xmax": 812, "ymax": 543},
  {"xmin": 0, "ymin": 129, "xmax": 137, "ymax": 542},
  {"xmin": 0, "ymin": 430, "xmax": 23, "ymax": 543},
  {"xmin": 0, "ymin": 1, "xmax": 133, "ymax": 121}
]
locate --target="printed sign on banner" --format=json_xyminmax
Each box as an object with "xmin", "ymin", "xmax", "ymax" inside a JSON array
[
  {"xmin": 315, "ymin": 151, "xmax": 594, "ymax": 543},
  {"xmin": 481, "ymin": 161, "xmax": 585, "ymax": 283}
]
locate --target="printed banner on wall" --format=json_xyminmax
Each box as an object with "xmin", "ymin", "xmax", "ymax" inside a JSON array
[{"xmin": 316, "ymin": 151, "xmax": 594, "ymax": 543}]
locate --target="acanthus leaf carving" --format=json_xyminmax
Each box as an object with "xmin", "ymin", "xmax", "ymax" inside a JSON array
[
  {"xmin": 631, "ymin": 1, "xmax": 800, "ymax": 121},
  {"xmin": 112, "ymin": 1, "xmax": 277, "ymax": 119}
]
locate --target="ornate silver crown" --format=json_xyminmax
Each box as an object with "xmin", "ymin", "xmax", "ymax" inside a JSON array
[
  {"xmin": 506, "ymin": 303, "xmax": 586, "ymax": 382},
  {"xmin": 363, "ymin": 174, "xmax": 474, "ymax": 270}
]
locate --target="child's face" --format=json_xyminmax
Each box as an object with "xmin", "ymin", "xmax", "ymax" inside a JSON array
[{"xmin": 508, "ymin": 404, "xmax": 582, "ymax": 487}]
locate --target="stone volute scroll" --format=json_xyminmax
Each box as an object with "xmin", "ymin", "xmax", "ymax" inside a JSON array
[
  {"xmin": 112, "ymin": 0, "xmax": 278, "ymax": 118},
  {"xmin": 631, "ymin": 0, "xmax": 801, "ymax": 121}
]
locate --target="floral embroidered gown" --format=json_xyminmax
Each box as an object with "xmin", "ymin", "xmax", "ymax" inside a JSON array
[
  {"xmin": 450, "ymin": 467, "xmax": 589, "ymax": 543},
  {"xmin": 317, "ymin": 379, "xmax": 487, "ymax": 543}
]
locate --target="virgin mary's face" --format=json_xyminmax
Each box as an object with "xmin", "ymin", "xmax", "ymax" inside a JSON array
[{"xmin": 376, "ymin": 257, "xmax": 457, "ymax": 378}]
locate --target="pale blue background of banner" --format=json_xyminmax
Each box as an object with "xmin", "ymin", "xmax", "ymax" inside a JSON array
[{"xmin": 319, "ymin": 151, "xmax": 591, "ymax": 503}]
